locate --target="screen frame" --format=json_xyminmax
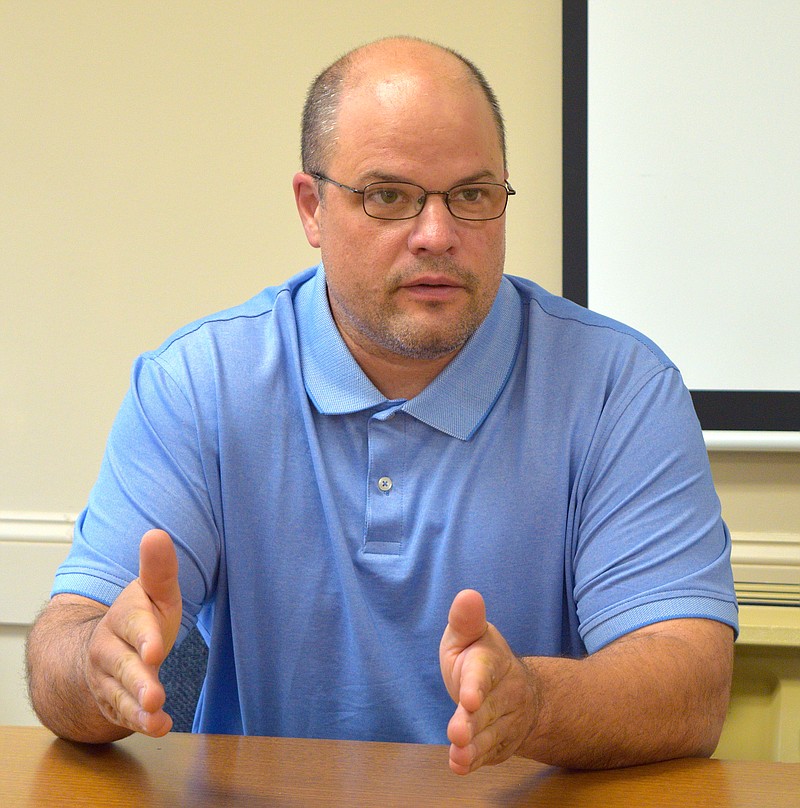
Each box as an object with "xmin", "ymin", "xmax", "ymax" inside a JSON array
[{"xmin": 561, "ymin": 0, "xmax": 800, "ymax": 438}]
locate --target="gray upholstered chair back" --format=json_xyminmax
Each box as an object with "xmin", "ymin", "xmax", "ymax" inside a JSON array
[{"xmin": 160, "ymin": 626, "xmax": 208, "ymax": 732}]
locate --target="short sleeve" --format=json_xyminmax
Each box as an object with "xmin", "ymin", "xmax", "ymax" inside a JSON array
[
  {"xmin": 573, "ymin": 366, "xmax": 738, "ymax": 653},
  {"xmin": 52, "ymin": 353, "xmax": 221, "ymax": 639}
]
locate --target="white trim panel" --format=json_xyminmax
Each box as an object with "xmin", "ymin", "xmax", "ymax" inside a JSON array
[
  {"xmin": 0, "ymin": 512, "xmax": 76, "ymax": 626},
  {"xmin": 704, "ymin": 431, "xmax": 800, "ymax": 452}
]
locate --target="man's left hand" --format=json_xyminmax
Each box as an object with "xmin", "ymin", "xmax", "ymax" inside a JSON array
[{"xmin": 439, "ymin": 589, "xmax": 539, "ymax": 775}]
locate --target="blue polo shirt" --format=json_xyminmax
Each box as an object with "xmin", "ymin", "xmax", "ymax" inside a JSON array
[{"xmin": 54, "ymin": 264, "xmax": 738, "ymax": 742}]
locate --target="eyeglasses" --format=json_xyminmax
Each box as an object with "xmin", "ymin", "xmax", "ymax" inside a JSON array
[{"xmin": 310, "ymin": 173, "xmax": 516, "ymax": 221}]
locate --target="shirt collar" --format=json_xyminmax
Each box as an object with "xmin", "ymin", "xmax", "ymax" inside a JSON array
[{"xmin": 297, "ymin": 265, "xmax": 522, "ymax": 441}]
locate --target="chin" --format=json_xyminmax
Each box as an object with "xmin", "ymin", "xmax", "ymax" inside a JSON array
[{"xmin": 383, "ymin": 322, "xmax": 478, "ymax": 360}]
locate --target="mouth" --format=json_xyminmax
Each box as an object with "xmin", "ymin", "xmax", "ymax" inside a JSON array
[
  {"xmin": 397, "ymin": 275, "xmax": 466, "ymax": 303},
  {"xmin": 399, "ymin": 274, "xmax": 464, "ymax": 290}
]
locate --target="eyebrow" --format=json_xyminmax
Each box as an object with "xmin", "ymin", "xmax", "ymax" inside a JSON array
[{"xmin": 356, "ymin": 169, "xmax": 500, "ymax": 188}]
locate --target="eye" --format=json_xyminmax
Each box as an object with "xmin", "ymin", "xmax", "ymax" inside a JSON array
[
  {"xmin": 365, "ymin": 184, "xmax": 411, "ymax": 207},
  {"xmin": 378, "ymin": 189, "xmax": 400, "ymax": 204},
  {"xmin": 451, "ymin": 186, "xmax": 485, "ymax": 204}
]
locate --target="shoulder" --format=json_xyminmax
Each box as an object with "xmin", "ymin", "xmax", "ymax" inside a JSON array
[
  {"xmin": 504, "ymin": 275, "xmax": 692, "ymax": 445},
  {"xmin": 121, "ymin": 266, "xmax": 319, "ymax": 402},
  {"xmin": 506, "ymin": 274, "xmax": 677, "ymax": 375},
  {"xmin": 149, "ymin": 266, "xmax": 318, "ymax": 361}
]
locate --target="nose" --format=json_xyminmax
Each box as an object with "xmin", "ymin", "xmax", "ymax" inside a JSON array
[{"xmin": 406, "ymin": 193, "xmax": 460, "ymax": 255}]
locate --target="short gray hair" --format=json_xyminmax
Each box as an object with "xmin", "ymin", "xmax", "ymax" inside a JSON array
[{"xmin": 300, "ymin": 38, "xmax": 507, "ymax": 176}]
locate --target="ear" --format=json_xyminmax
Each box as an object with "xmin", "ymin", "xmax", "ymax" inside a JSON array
[{"xmin": 293, "ymin": 172, "xmax": 322, "ymax": 248}]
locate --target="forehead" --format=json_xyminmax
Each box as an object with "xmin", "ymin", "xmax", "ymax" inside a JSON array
[{"xmin": 330, "ymin": 67, "xmax": 503, "ymax": 182}]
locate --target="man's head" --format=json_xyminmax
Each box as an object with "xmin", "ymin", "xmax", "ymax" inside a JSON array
[
  {"xmin": 293, "ymin": 38, "xmax": 510, "ymax": 373},
  {"xmin": 300, "ymin": 37, "xmax": 507, "ymax": 178}
]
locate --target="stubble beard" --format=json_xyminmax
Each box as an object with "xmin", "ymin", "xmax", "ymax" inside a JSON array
[{"xmin": 331, "ymin": 258, "xmax": 501, "ymax": 361}]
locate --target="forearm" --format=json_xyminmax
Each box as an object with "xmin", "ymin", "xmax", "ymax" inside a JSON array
[
  {"xmin": 517, "ymin": 620, "xmax": 734, "ymax": 769},
  {"xmin": 26, "ymin": 599, "xmax": 133, "ymax": 744}
]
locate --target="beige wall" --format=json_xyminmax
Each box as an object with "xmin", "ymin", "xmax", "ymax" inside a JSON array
[
  {"xmin": 1, "ymin": 1, "xmax": 797, "ymax": 537},
  {"xmin": 1, "ymin": 0, "xmax": 562, "ymax": 512}
]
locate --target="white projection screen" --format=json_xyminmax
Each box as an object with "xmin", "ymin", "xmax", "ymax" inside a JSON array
[{"xmin": 562, "ymin": 1, "xmax": 800, "ymax": 450}]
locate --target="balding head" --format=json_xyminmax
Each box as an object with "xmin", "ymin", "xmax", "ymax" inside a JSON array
[{"xmin": 300, "ymin": 37, "xmax": 506, "ymax": 176}]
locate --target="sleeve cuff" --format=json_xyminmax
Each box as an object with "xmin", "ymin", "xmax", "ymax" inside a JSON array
[{"xmin": 582, "ymin": 595, "xmax": 740, "ymax": 654}]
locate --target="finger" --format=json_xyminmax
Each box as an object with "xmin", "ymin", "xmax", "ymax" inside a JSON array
[
  {"xmin": 446, "ymin": 670, "xmax": 504, "ymax": 749},
  {"xmin": 448, "ymin": 693, "xmax": 519, "ymax": 775},
  {"xmin": 139, "ymin": 709, "xmax": 173, "ymax": 738},
  {"xmin": 93, "ymin": 668, "xmax": 168, "ymax": 736},
  {"xmin": 447, "ymin": 701, "xmax": 475, "ymax": 748},
  {"xmin": 449, "ymin": 744, "xmax": 474, "ymax": 777},
  {"xmin": 451, "ymin": 657, "xmax": 540, "ymax": 774},
  {"xmin": 471, "ymin": 714, "xmax": 521, "ymax": 769},
  {"xmin": 458, "ymin": 694, "xmax": 520, "ymax": 767},
  {"xmin": 99, "ymin": 580, "xmax": 169, "ymax": 669},
  {"xmin": 99, "ymin": 694, "xmax": 172, "ymax": 738},
  {"xmin": 449, "ymin": 709, "xmax": 520, "ymax": 775},
  {"xmin": 458, "ymin": 643, "xmax": 505, "ymax": 713},
  {"xmin": 87, "ymin": 622, "xmax": 165, "ymax": 713},
  {"xmin": 86, "ymin": 638, "xmax": 168, "ymax": 737}
]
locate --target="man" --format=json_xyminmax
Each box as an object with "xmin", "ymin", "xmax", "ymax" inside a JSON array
[{"xmin": 26, "ymin": 37, "xmax": 737, "ymax": 775}]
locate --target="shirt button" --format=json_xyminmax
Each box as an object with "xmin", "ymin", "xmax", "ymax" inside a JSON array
[{"xmin": 377, "ymin": 476, "xmax": 393, "ymax": 492}]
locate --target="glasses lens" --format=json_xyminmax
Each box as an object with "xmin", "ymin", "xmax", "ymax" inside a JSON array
[
  {"xmin": 362, "ymin": 182, "xmax": 424, "ymax": 220},
  {"xmin": 361, "ymin": 181, "xmax": 510, "ymax": 220},
  {"xmin": 447, "ymin": 184, "xmax": 507, "ymax": 220}
]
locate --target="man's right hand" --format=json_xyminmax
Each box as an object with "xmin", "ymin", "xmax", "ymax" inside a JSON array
[
  {"xmin": 27, "ymin": 528, "xmax": 184, "ymax": 742},
  {"xmin": 83, "ymin": 528, "xmax": 183, "ymax": 737}
]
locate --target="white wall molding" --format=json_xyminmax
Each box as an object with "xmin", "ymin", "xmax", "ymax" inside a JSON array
[
  {"xmin": 0, "ymin": 511, "xmax": 77, "ymax": 543},
  {"xmin": 704, "ymin": 431, "xmax": 800, "ymax": 452},
  {"xmin": 730, "ymin": 531, "xmax": 800, "ymax": 567},
  {"xmin": 0, "ymin": 512, "xmax": 78, "ymax": 727},
  {"xmin": 729, "ymin": 531, "xmax": 800, "ymax": 606},
  {"xmin": 0, "ymin": 512, "xmax": 76, "ymax": 626}
]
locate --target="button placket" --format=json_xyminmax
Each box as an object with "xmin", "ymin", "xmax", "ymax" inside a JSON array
[{"xmin": 365, "ymin": 411, "xmax": 404, "ymax": 554}]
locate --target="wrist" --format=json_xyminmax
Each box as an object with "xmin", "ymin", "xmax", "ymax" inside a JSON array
[{"xmin": 514, "ymin": 655, "xmax": 563, "ymax": 761}]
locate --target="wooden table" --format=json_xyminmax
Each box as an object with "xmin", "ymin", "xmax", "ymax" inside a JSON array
[{"xmin": 1, "ymin": 725, "xmax": 797, "ymax": 807}]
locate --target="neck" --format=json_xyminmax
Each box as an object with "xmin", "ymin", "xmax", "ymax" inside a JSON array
[{"xmin": 343, "ymin": 336, "xmax": 458, "ymax": 399}]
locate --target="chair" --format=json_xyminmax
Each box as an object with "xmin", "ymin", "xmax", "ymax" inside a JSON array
[{"xmin": 160, "ymin": 626, "xmax": 208, "ymax": 732}]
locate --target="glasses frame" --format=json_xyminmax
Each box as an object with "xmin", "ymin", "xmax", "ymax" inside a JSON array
[{"xmin": 309, "ymin": 172, "xmax": 516, "ymax": 221}]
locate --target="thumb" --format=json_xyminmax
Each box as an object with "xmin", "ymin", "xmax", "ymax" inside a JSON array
[
  {"xmin": 445, "ymin": 589, "xmax": 489, "ymax": 650},
  {"xmin": 139, "ymin": 529, "xmax": 181, "ymax": 608},
  {"xmin": 440, "ymin": 589, "xmax": 489, "ymax": 703},
  {"xmin": 138, "ymin": 529, "xmax": 182, "ymax": 661}
]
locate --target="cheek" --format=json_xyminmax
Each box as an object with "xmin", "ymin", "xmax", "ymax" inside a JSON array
[
  {"xmin": 319, "ymin": 235, "xmax": 377, "ymax": 302},
  {"xmin": 485, "ymin": 225, "xmax": 507, "ymax": 265},
  {"xmin": 321, "ymin": 221, "xmax": 407, "ymax": 278},
  {"xmin": 462, "ymin": 226, "xmax": 505, "ymax": 270}
]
